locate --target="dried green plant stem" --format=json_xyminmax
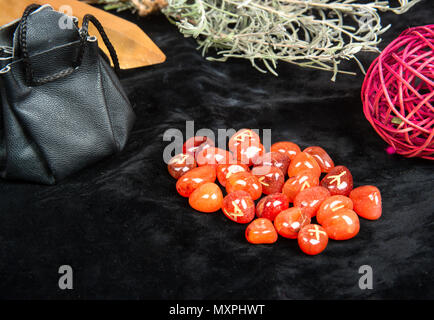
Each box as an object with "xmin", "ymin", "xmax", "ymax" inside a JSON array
[{"xmin": 162, "ymin": 0, "xmax": 421, "ymax": 80}]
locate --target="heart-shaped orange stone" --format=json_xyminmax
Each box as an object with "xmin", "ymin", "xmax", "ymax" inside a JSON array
[
  {"xmin": 188, "ymin": 182, "xmax": 223, "ymax": 213},
  {"xmin": 350, "ymin": 185, "xmax": 382, "ymax": 220},
  {"xmin": 245, "ymin": 218, "xmax": 278, "ymax": 244}
]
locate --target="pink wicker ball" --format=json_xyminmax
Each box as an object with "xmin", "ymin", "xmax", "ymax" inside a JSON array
[{"xmin": 362, "ymin": 25, "xmax": 434, "ymax": 160}]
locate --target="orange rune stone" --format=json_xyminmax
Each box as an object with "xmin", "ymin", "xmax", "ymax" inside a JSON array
[
  {"xmin": 176, "ymin": 165, "xmax": 216, "ymax": 197},
  {"xmin": 183, "ymin": 136, "xmax": 214, "ymax": 158},
  {"xmin": 321, "ymin": 165, "xmax": 353, "ymax": 196},
  {"xmin": 294, "ymin": 186, "xmax": 331, "ymax": 218},
  {"xmin": 316, "ymin": 195, "xmax": 354, "ymax": 225},
  {"xmin": 245, "ymin": 218, "xmax": 278, "ymax": 244},
  {"xmin": 255, "ymin": 151, "xmax": 291, "ymax": 176},
  {"xmin": 229, "ymin": 129, "xmax": 261, "ymax": 155},
  {"xmin": 322, "ymin": 208, "xmax": 360, "ymax": 240},
  {"xmin": 282, "ymin": 170, "xmax": 320, "ymax": 203},
  {"xmin": 237, "ymin": 143, "xmax": 265, "ymax": 166},
  {"xmin": 274, "ymin": 207, "xmax": 311, "ymax": 239},
  {"xmin": 188, "ymin": 182, "xmax": 223, "ymax": 213},
  {"xmin": 167, "ymin": 153, "xmax": 196, "ymax": 179},
  {"xmin": 251, "ymin": 165, "xmax": 285, "ymax": 195},
  {"xmin": 270, "ymin": 141, "xmax": 301, "ymax": 160},
  {"xmin": 287, "ymin": 152, "xmax": 321, "ymax": 178},
  {"xmin": 196, "ymin": 147, "xmax": 234, "ymax": 167},
  {"xmin": 350, "ymin": 186, "xmax": 382, "ymax": 220},
  {"xmin": 226, "ymin": 171, "xmax": 263, "ymax": 200},
  {"xmin": 222, "ymin": 190, "xmax": 255, "ymax": 224},
  {"xmin": 255, "ymin": 193, "xmax": 289, "ymax": 221},
  {"xmin": 216, "ymin": 163, "xmax": 249, "ymax": 187},
  {"xmin": 298, "ymin": 224, "xmax": 328, "ymax": 255},
  {"xmin": 304, "ymin": 146, "xmax": 335, "ymax": 173}
]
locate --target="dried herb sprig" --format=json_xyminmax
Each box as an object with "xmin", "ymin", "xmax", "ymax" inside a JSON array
[{"xmin": 162, "ymin": 0, "xmax": 421, "ymax": 80}]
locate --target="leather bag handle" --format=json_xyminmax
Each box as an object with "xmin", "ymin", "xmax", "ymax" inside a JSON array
[{"xmin": 18, "ymin": 4, "xmax": 120, "ymax": 86}]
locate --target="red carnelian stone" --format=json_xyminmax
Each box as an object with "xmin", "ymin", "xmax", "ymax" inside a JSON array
[
  {"xmin": 256, "ymin": 193, "xmax": 289, "ymax": 221},
  {"xmin": 317, "ymin": 195, "xmax": 353, "ymax": 225},
  {"xmin": 226, "ymin": 171, "xmax": 262, "ymax": 200},
  {"xmin": 189, "ymin": 182, "xmax": 223, "ymax": 213},
  {"xmin": 282, "ymin": 170, "xmax": 320, "ymax": 203},
  {"xmin": 222, "ymin": 190, "xmax": 255, "ymax": 224},
  {"xmin": 229, "ymin": 129, "xmax": 261, "ymax": 155},
  {"xmin": 245, "ymin": 218, "xmax": 278, "ymax": 244},
  {"xmin": 304, "ymin": 146, "xmax": 335, "ymax": 173},
  {"xmin": 349, "ymin": 186, "xmax": 382, "ymax": 220},
  {"xmin": 321, "ymin": 165, "xmax": 353, "ymax": 196},
  {"xmin": 251, "ymin": 165, "xmax": 285, "ymax": 195},
  {"xmin": 271, "ymin": 141, "xmax": 301, "ymax": 160},
  {"xmin": 298, "ymin": 224, "xmax": 328, "ymax": 255},
  {"xmin": 183, "ymin": 136, "xmax": 214, "ymax": 157},
  {"xmin": 167, "ymin": 153, "xmax": 196, "ymax": 179},
  {"xmin": 322, "ymin": 209, "xmax": 360, "ymax": 240},
  {"xmin": 236, "ymin": 143, "xmax": 265, "ymax": 166},
  {"xmin": 254, "ymin": 152, "xmax": 290, "ymax": 176},
  {"xmin": 176, "ymin": 165, "xmax": 216, "ymax": 197},
  {"xmin": 196, "ymin": 147, "xmax": 234, "ymax": 167},
  {"xmin": 287, "ymin": 152, "xmax": 321, "ymax": 178},
  {"xmin": 216, "ymin": 163, "xmax": 249, "ymax": 187},
  {"xmin": 274, "ymin": 207, "xmax": 311, "ymax": 239},
  {"xmin": 293, "ymin": 186, "xmax": 331, "ymax": 217}
]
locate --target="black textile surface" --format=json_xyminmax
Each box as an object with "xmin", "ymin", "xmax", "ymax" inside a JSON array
[{"xmin": 0, "ymin": 1, "xmax": 433, "ymax": 299}]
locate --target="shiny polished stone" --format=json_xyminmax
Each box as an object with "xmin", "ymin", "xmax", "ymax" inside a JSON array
[
  {"xmin": 298, "ymin": 224, "xmax": 328, "ymax": 255},
  {"xmin": 216, "ymin": 163, "xmax": 249, "ymax": 187},
  {"xmin": 304, "ymin": 146, "xmax": 335, "ymax": 173},
  {"xmin": 226, "ymin": 171, "xmax": 262, "ymax": 200},
  {"xmin": 282, "ymin": 170, "xmax": 320, "ymax": 203},
  {"xmin": 229, "ymin": 129, "xmax": 261, "ymax": 155},
  {"xmin": 270, "ymin": 141, "xmax": 301, "ymax": 160},
  {"xmin": 316, "ymin": 195, "xmax": 353, "ymax": 225},
  {"xmin": 322, "ymin": 208, "xmax": 360, "ymax": 240},
  {"xmin": 168, "ymin": 153, "xmax": 196, "ymax": 179},
  {"xmin": 254, "ymin": 152, "xmax": 290, "ymax": 176},
  {"xmin": 274, "ymin": 207, "xmax": 311, "ymax": 239},
  {"xmin": 293, "ymin": 186, "xmax": 331, "ymax": 217},
  {"xmin": 245, "ymin": 218, "xmax": 278, "ymax": 244},
  {"xmin": 287, "ymin": 152, "xmax": 321, "ymax": 178},
  {"xmin": 176, "ymin": 165, "xmax": 216, "ymax": 197},
  {"xmin": 189, "ymin": 182, "xmax": 223, "ymax": 213},
  {"xmin": 251, "ymin": 165, "xmax": 285, "ymax": 195},
  {"xmin": 350, "ymin": 186, "xmax": 382, "ymax": 220},
  {"xmin": 222, "ymin": 190, "xmax": 255, "ymax": 224},
  {"xmin": 183, "ymin": 136, "xmax": 214, "ymax": 157},
  {"xmin": 255, "ymin": 193, "xmax": 289, "ymax": 221},
  {"xmin": 321, "ymin": 165, "xmax": 353, "ymax": 196},
  {"xmin": 196, "ymin": 147, "xmax": 234, "ymax": 167}
]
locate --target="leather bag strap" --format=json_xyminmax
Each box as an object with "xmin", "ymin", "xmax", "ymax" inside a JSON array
[
  {"xmin": 17, "ymin": 4, "xmax": 120, "ymax": 86},
  {"xmin": 18, "ymin": 3, "xmax": 42, "ymax": 84},
  {"xmin": 80, "ymin": 14, "xmax": 121, "ymax": 75}
]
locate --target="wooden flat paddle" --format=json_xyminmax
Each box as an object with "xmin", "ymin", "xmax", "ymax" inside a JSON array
[{"xmin": 0, "ymin": 0, "xmax": 166, "ymax": 69}]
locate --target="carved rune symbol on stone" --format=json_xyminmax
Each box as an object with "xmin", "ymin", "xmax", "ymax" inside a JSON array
[
  {"xmin": 234, "ymin": 130, "xmax": 254, "ymax": 142},
  {"xmin": 258, "ymin": 176, "xmax": 270, "ymax": 187},
  {"xmin": 308, "ymin": 225, "xmax": 327, "ymax": 241},
  {"xmin": 170, "ymin": 154, "xmax": 188, "ymax": 164},
  {"xmin": 300, "ymin": 180, "xmax": 311, "ymax": 191},
  {"xmin": 327, "ymin": 171, "xmax": 346, "ymax": 185},
  {"xmin": 224, "ymin": 201, "xmax": 244, "ymax": 220}
]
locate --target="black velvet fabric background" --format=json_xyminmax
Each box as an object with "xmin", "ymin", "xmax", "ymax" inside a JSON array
[{"xmin": 0, "ymin": 1, "xmax": 433, "ymax": 299}]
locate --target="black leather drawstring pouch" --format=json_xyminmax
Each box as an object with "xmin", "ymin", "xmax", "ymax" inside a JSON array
[{"xmin": 0, "ymin": 4, "xmax": 135, "ymax": 184}]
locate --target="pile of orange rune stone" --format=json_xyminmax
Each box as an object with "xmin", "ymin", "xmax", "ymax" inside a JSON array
[{"xmin": 167, "ymin": 129, "xmax": 382, "ymax": 255}]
